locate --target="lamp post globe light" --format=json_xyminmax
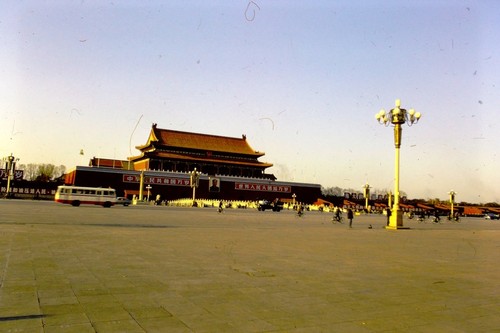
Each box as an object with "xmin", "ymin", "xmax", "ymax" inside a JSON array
[{"xmin": 375, "ymin": 99, "xmax": 421, "ymax": 229}]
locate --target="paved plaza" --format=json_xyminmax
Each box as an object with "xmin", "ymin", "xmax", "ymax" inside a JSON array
[{"xmin": 0, "ymin": 200, "xmax": 499, "ymax": 332}]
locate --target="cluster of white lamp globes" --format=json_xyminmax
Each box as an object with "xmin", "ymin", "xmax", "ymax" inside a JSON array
[{"xmin": 375, "ymin": 99, "xmax": 421, "ymax": 126}]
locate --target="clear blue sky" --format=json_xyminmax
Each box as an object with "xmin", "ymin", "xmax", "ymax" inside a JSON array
[{"xmin": 1, "ymin": 0, "xmax": 499, "ymax": 203}]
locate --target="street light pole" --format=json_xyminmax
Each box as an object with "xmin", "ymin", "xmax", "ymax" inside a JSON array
[
  {"xmin": 393, "ymin": 122, "xmax": 402, "ymax": 226},
  {"xmin": 4, "ymin": 154, "xmax": 19, "ymax": 198},
  {"xmin": 448, "ymin": 190, "xmax": 457, "ymax": 217},
  {"xmin": 139, "ymin": 170, "xmax": 144, "ymax": 201},
  {"xmin": 376, "ymin": 99, "xmax": 421, "ymax": 229},
  {"xmin": 190, "ymin": 168, "xmax": 200, "ymax": 206},
  {"xmin": 363, "ymin": 183, "xmax": 371, "ymax": 212}
]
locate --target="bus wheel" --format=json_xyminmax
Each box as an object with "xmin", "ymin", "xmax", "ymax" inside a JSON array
[
  {"xmin": 71, "ymin": 201, "xmax": 80, "ymax": 207},
  {"xmin": 103, "ymin": 202, "xmax": 112, "ymax": 208}
]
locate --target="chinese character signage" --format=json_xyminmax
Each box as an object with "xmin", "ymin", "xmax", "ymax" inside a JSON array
[
  {"xmin": 0, "ymin": 169, "xmax": 24, "ymax": 180},
  {"xmin": 234, "ymin": 183, "xmax": 291, "ymax": 193},
  {"xmin": 123, "ymin": 175, "xmax": 190, "ymax": 186},
  {"xmin": 1, "ymin": 186, "xmax": 55, "ymax": 195}
]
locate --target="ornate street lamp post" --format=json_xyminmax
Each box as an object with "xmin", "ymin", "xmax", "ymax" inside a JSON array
[
  {"xmin": 3, "ymin": 154, "xmax": 19, "ymax": 198},
  {"xmin": 146, "ymin": 185, "xmax": 152, "ymax": 202},
  {"xmin": 190, "ymin": 168, "xmax": 200, "ymax": 206},
  {"xmin": 376, "ymin": 99, "xmax": 421, "ymax": 229},
  {"xmin": 448, "ymin": 190, "xmax": 457, "ymax": 217},
  {"xmin": 363, "ymin": 183, "xmax": 371, "ymax": 212},
  {"xmin": 139, "ymin": 170, "xmax": 144, "ymax": 201}
]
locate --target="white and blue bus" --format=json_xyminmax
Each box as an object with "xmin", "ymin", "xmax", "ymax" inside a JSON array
[{"xmin": 55, "ymin": 185, "xmax": 117, "ymax": 207}]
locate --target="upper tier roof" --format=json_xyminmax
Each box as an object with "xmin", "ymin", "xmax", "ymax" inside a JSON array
[{"xmin": 136, "ymin": 124, "xmax": 265, "ymax": 157}]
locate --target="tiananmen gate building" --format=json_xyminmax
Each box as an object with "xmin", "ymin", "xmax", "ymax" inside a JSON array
[{"xmin": 64, "ymin": 124, "xmax": 321, "ymax": 203}]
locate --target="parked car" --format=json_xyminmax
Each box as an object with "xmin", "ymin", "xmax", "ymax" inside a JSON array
[
  {"xmin": 116, "ymin": 197, "xmax": 131, "ymax": 206},
  {"xmin": 258, "ymin": 199, "xmax": 284, "ymax": 212},
  {"xmin": 484, "ymin": 213, "xmax": 499, "ymax": 220}
]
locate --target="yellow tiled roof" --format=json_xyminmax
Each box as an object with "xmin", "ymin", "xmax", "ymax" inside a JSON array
[{"xmin": 137, "ymin": 125, "xmax": 264, "ymax": 157}]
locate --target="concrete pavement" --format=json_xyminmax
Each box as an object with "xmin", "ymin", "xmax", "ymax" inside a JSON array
[{"xmin": 0, "ymin": 200, "xmax": 499, "ymax": 332}]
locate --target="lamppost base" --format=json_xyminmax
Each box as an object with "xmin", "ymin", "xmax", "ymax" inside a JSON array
[
  {"xmin": 385, "ymin": 210, "xmax": 410, "ymax": 230},
  {"xmin": 385, "ymin": 225, "xmax": 410, "ymax": 230}
]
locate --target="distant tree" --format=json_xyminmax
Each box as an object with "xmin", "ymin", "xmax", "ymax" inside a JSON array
[
  {"xmin": 484, "ymin": 202, "xmax": 500, "ymax": 207},
  {"xmin": 36, "ymin": 164, "xmax": 55, "ymax": 181},
  {"xmin": 18, "ymin": 163, "xmax": 67, "ymax": 181},
  {"xmin": 343, "ymin": 188, "xmax": 358, "ymax": 194},
  {"xmin": 375, "ymin": 188, "xmax": 391, "ymax": 195},
  {"xmin": 321, "ymin": 186, "xmax": 343, "ymax": 196},
  {"xmin": 54, "ymin": 165, "xmax": 66, "ymax": 179},
  {"xmin": 18, "ymin": 163, "xmax": 38, "ymax": 181},
  {"xmin": 427, "ymin": 198, "xmax": 444, "ymax": 205}
]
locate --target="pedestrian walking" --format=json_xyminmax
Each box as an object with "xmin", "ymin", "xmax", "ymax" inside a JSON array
[
  {"xmin": 347, "ymin": 208, "xmax": 354, "ymax": 228},
  {"xmin": 386, "ymin": 207, "xmax": 391, "ymax": 226},
  {"xmin": 296, "ymin": 203, "xmax": 304, "ymax": 217}
]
